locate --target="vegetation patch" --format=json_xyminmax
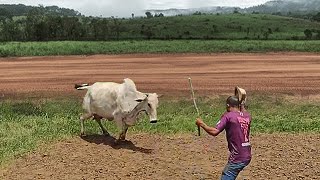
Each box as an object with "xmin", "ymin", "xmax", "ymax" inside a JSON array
[
  {"xmin": 1, "ymin": 13, "xmax": 320, "ymax": 41},
  {"xmin": 1, "ymin": 40, "xmax": 320, "ymax": 57}
]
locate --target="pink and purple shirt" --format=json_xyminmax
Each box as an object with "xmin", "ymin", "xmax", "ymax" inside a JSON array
[{"xmin": 215, "ymin": 111, "xmax": 252, "ymax": 163}]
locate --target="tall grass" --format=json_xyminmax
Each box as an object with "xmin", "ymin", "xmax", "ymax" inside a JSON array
[
  {"xmin": 0, "ymin": 40, "xmax": 320, "ymax": 57},
  {"xmin": 0, "ymin": 96, "xmax": 319, "ymax": 166}
]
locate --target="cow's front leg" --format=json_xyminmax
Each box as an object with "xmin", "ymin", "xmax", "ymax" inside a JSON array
[
  {"xmin": 119, "ymin": 124, "xmax": 128, "ymax": 141},
  {"xmin": 115, "ymin": 123, "xmax": 128, "ymax": 144},
  {"xmin": 93, "ymin": 114, "xmax": 109, "ymax": 136}
]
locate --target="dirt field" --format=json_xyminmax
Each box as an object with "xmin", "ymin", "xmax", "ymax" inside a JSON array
[
  {"xmin": 0, "ymin": 133, "xmax": 319, "ymax": 180},
  {"xmin": 1, "ymin": 53, "xmax": 320, "ymax": 179},
  {"xmin": 1, "ymin": 53, "xmax": 320, "ymax": 99}
]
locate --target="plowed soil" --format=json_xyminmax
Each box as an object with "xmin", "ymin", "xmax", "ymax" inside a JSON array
[
  {"xmin": 1, "ymin": 53, "xmax": 320, "ymax": 179},
  {"xmin": 0, "ymin": 133, "xmax": 319, "ymax": 180}
]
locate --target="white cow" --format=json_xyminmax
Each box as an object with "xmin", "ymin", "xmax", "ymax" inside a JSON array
[{"xmin": 75, "ymin": 78, "xmax": 159, "ymax": 142}]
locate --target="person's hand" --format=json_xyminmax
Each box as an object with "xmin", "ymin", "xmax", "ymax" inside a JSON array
[{"xmin": 196, "ymin": 118, "xmax": 204, "ymax": 127}]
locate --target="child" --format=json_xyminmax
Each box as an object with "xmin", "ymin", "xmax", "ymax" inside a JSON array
[{"xmin": 196, "ymin": 96, "xmax": 251, "ymax": 180}]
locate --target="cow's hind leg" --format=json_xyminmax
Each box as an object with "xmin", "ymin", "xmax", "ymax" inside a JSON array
[
  {"xmin": 93, "ymin": 114, "xmax": 110, "ymax": 136},
  {"xmin": 80, "ymin": 113, "xmax": 92, "ymax": 136}
]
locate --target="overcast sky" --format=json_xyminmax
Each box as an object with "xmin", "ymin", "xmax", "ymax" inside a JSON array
[{"xmin": 0, "ymin": 0, "xmax": 271, "ymax": 17}]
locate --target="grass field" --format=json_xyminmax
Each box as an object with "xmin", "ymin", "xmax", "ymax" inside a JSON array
[
  {"xmin": 1, "ymin": 95, "xmax": 319, "ymax": 166},
  {"xmin": 1, "ymin": 40, "xmax": 320, "ymax": 57}
]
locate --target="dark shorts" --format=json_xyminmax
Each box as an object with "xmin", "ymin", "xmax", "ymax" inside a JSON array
[{"xmin": 221, "ymin": 160, "xmax": 251, "ymax": 180}]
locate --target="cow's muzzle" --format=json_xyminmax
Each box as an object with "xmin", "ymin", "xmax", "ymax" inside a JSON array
[{"xmin": 150, "ymin": 120, "xmax": 157, "ymax": 123}]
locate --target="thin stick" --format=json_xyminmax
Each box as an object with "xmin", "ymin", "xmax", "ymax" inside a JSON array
[{"xmin": 188, "ymin": 77, "xmax": 201, "ymax": 136}]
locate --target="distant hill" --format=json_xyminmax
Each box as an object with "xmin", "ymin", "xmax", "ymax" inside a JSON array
[
  {"xmin": 244, "ymin": 0, "xmax": 320, "ymax": 14},
  {"xmin": 147, "ymin": 6, "xmax": 237, "ymax": 16},
  {"xmin": 0, "ymin": 4, "xmax": 81, "ymax": 17},
  {"xmin": 145, "ymin": 0, "xmax": 320, "ymax": 17}
]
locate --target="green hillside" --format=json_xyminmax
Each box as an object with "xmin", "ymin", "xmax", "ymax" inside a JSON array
[
  {"xmin": 0, "ymin": 12, "xmax": 320, "ymax": 41},
  {"xmin": 120, "ymin": 14, "xmax": 320, "ymax": 40},
  {"xmin": 0, "ymin": 4, "xmax": 81, "ymax": 17}
]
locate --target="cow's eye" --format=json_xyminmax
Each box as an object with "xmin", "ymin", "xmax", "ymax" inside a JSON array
[{"xmin": 148, "ymin": 103, "xmax": 152, "ymax": 108}]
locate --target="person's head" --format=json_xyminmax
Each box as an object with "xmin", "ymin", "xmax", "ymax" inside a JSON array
[{"xmin": 226, "ymin": 96, "xmax": 240, "ymax": 112}]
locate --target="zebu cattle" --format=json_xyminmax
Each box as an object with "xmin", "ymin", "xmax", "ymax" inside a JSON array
[{"xmin": 75, "ymin": 78, "xmax": 159, "ymax": 142}]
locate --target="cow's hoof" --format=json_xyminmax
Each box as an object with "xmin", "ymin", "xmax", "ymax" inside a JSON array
[
  {"xmin": 114, "ymin": 139, "xmax": 121, "ymax": 145},
  {"xmin": 103, "ymin": 132, "xmax": 110, "ymax": 136},
  {"xmin": 80, "ymin": 132, "xmax": 85, "ymax": 137},
  {"xmin": 114, "ymin": 139, "xmax": 125, "ymax": 145}
]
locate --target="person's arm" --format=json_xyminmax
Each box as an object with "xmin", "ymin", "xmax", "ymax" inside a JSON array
[{"xmin": 196, "ymin": 118, "xmax": 220, "ymax": 136}]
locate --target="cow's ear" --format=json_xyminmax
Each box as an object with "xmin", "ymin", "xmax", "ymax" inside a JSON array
[{"xmin": 135, "ymin": 97, "xmax": 147, "ymax": 102}]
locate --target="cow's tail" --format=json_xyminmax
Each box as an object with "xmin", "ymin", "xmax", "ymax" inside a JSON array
[{"xmin": 74, "ymin": 83, "xmax": 90, "ymax": 90}]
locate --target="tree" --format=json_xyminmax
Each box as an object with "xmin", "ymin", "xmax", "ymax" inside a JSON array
[
  {"xmin": 1, "ymin": 19, "xmax": 16, "ymax": 41},
  {"xmin": 193, "ymin": 11, "xmax": 202, "ymax": 15},
  {"xmin": 46, "ymin": 16, "xmax": 63, "ymax": 40},
  {"xmin": 144, "ymin": 26, "xmax": 153, "ymax": 39},
  {"xmin": 316, "ymin": 30, "xmax": 320, "ymax": 40},
  {"xmin": 154, "ymin": 13, "xmax": 164, "ymax": 17},
  {"xmin": 145, "ymin": 12, "xmax": 153, "ymax": 18},
  {"xmin": 212, "ymin": 25, "xmax": 218, "ymax": 33},
  {"xmin": 111, "ymin": 17, "xmax": 123, "ymax": 40},
  {"xmin": 25, "ymin": 8, "xmax": 47, "ymax": 41},
  {"xmin": 61, "ymin": 17, "xmax": 83, "ymax": 40},
  {"xmin": 263, "ymin": 31, "xmax": 270, "ymax": 40},
  {"xmin": 90, "ymin": 18, "xmax": 109, "ymax": 40},
  {"xmin": 304, "ymin": 29, "xmax": 313, "ymax": 39},
  {"xmin": 34, "ymin": 21, "xmax": 48, "ymax": 41},
  {"xmin": 233, "ymin": 8, "xmax": 239, "ymax": 14},
  {"xmin": 312, "ymin": 12, "xmax": 320, "ymax": 22},
  {"xmin": 0, "ymin": 8, "xmax": 12, "ymax": 18},
  {"xmin": 140, "ymin": 25, "xmax": 153, "ymax": 39}
]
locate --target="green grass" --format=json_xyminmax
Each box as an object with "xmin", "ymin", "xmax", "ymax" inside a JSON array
[
  {"xmin": 1, "ymin": 96, "xmax": 320, "ymax": 166},
  {"xmin": 1, "ymin": 40, "xmax": 320, "ymax": 57}
]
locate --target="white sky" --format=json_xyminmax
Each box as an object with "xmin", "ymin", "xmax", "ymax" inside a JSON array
[{"xmin": 0, "ymin": 0, "xmax": 271, "ymax": 17}]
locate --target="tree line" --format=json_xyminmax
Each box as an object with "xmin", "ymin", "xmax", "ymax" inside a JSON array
[
  {"xmin": 1, "ymin": 6, "xmax": 320, "ymax": 41},
  {"xmin": 0, "ymin": 8, "xmax": 123, "ymax": 41},
  {"xmin": 0, "ymin": 4, "xmax": 81, "ymax": 18}
]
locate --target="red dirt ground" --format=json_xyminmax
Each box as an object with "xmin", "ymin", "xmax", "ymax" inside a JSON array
[
  {"xmin": 1, "ymin": 53, "xmax": 320, "ymax": 99},
  {"xmin": 1, "ymin": 53, "xmax": 320, "ymax": 179}
]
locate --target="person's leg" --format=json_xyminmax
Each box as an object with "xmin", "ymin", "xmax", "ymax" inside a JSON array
[{"xmin": 221, "ymin": 160, "xmax": 250, "ymax": 180}]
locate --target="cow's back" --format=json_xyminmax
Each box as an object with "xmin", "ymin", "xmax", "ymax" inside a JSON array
[
  {"xmin": 81, "ymin": 79, "xmax": 144, "ymax": 121},
  {"xmin": 84, "ymin": 82, "xmax": 120, "ymax": 119}
]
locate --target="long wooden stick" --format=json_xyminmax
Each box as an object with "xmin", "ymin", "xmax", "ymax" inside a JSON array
[{"xmin": 188, "ymin": 77, "xmax": 201, "ymax": 136}]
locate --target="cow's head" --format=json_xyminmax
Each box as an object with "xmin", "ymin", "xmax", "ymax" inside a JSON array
[{"xmin": 135, "ymin": 93, "xmax": 159, "ymax": 123}]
